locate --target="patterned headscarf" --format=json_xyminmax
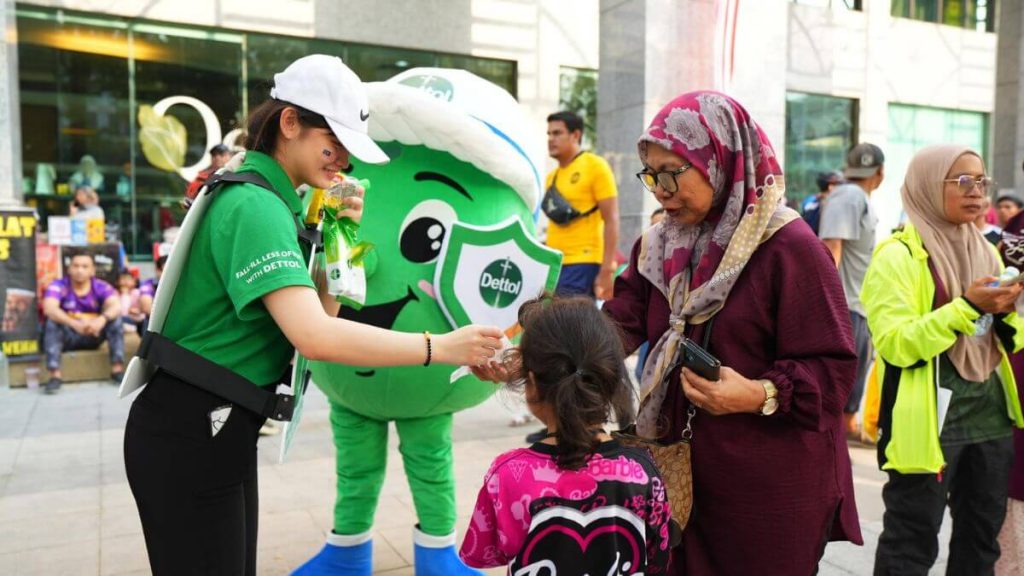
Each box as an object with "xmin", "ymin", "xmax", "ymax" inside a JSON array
[{"xmin": 634, "ymin": 91, "xmax": 799, "ymax": 437}]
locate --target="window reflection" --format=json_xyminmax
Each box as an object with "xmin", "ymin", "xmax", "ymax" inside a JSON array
[
  {"xmin": 558, "ymin": 67, "xmax": 598, "ymax": 148},
  {"xmin": 133, "ymin": 28, "xmax": 243, "ymax": 256},
  {"xmin": 891, "ymin": 0, "xmax": 996, "ymax": 32},
  {"xmin": 886, "ymin": 103, "xmax": 988, "ymax": 198},
  {"xmin": 784, "ymin": 92, "xmax": 858, "ymax": 206},
  {"xmin": 18, "ymin": 12, "xmax": 132, "ymax": 249}
]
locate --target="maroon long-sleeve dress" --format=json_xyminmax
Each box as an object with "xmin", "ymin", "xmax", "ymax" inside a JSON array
[{"xmin": 604, "ymin": 220, "xmax": 863, "ymax": 575}]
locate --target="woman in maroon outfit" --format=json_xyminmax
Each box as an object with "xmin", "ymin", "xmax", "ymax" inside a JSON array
[
  {"xmin": 601, "ymin": 91, "xmax": 863, "ymax": 574},
  {"xmin": 996, "ymin": 210, "xmax": 1024, "ymax": 573}
]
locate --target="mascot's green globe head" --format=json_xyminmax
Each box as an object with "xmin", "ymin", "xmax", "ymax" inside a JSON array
[{"xmin": 310, "ymin": 69, "xmax": 542, "ymax": 421}]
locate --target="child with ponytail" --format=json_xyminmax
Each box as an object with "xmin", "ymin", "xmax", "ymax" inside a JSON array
[{"xmin": 459, "ymin": 297, "xmax": 671, "ymax": 574}]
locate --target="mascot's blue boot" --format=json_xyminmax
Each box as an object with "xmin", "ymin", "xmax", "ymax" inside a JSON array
[
  {"xmin": 413, "ymin": 526, "xmax": 483, "ymax": 576},
  {"xmin": 291, "ymin": 532, "xmax": 372, "ymax": 576}
]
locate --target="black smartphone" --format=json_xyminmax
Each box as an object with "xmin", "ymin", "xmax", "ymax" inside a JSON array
[{"xmin": 682, "ymin": 338, "xmax": 721, "ymax": 381}]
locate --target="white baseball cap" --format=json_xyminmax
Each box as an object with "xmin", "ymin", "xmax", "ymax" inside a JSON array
[{"xmin": 270, "ymin": 54, "xmax": 389, "ymax": 165}]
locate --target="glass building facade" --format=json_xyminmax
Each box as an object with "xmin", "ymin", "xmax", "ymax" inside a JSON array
[
  {"xmin": 890, "ymin": 0, "xmax": 996, "ymax": 32},
  {"xmin": 886, "ymin": 102, "xmax": 989, "ymax": 196},
  {"xmin": 558, "ymin": 66, "xmax": 598, "ymax": 149},
  {"xmin": 784, "ymin": 92, "xmax": 858, "ymax": 204},
  {"xmin": 16, "ymin": 7, "xmax": 517, "ymax": 259}
]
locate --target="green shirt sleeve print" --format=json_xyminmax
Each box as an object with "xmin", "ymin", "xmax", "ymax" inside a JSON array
[{"xmin": 213, "ymin": 186, "xmax": 315, "ymax": 320}]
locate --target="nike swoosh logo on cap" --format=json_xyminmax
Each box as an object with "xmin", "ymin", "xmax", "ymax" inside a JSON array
[{"xmin": 360, "ymin": 110, "xmax": 369, "ymax": 121}]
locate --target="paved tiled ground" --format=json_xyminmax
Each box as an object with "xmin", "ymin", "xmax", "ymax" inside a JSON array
[{"xmin": 0, "ymin": 381, "xmax": 950, "ymax": 575}]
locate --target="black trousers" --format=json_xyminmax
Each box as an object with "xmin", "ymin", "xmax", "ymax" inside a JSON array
[
  {"xmin": 124, "ymin": 370, "xmax": 266, "ymax": 576},
  {"xmin": 874, "ymin": 437, "xmax": 1013, "ymax": 576}
]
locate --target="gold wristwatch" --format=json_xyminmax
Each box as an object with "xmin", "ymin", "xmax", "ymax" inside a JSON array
[{"xmin": 758, "ymin": 380, "xmax": 778, "ymax": 416}]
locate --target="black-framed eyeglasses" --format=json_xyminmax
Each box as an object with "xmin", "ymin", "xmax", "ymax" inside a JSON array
[
  {"xmin": 636, "ymin": 164, "xmax": 693, "ymax": 194},
  {"xmin": 943, "ymin": 175, "xmax": 994, "ymax": 195}
]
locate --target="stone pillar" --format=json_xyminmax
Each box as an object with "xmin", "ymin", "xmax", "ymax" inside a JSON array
[
  {"xmin": 0, "ymin": 0, "xmax": 21, "ymax": 206},
  {"xmin": 597, "ymin": 0, "xmax": 647, "ymax": 257},
  {"xmin": 598, "ymin": 0, "xmax": 788, "ymax": 254},
  {"xmin": 994, "ymin": 0, "xmax": 1024, "ymax": 192}
]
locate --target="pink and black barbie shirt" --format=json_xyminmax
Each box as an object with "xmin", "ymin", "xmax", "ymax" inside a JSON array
[{"xmin": 460, "ymin": 440, "xmax": 671, "ymax": 575}]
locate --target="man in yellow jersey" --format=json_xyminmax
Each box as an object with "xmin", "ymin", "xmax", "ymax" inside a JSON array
[{"xmin": 543, "ymin": 111, "xmax": 619, "ymax": 300}]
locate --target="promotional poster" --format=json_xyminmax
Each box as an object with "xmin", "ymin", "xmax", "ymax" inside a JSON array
[{"xmin": 0, "ymin": 208, "xmax": 40, "ymax": 359}]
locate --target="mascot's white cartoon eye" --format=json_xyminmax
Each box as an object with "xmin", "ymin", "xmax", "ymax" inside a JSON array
[{"xmin": 399, "ymin": 200, "xmax": 459, "ymax": 264}]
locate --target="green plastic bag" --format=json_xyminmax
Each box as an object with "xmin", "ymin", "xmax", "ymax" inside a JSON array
[{"xmin": 322, "ymin": 177, "xmax": 372, "ymax": 308}]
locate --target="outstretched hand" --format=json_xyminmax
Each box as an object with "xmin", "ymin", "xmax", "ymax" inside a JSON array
[
  {"xmin": 470, "ymin": 361, "xmax": 510, "ymax": 383},
  {"xmin": 433, "ymin": 324, "xmax": 503, "ymax": 367}
]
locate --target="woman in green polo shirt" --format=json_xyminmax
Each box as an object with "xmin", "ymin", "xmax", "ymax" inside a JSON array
[{"xmin": 123, "ymin": 55, "xmax": 502, "ymax": 576}]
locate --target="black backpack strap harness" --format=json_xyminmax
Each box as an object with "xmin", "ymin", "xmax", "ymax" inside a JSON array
[
  {"xmin": 134, "ymin": 170, "xmax": 320, "ymax": 421},
  {"xmin": 138, "ymin": 332, "xmax": 295, "ymax": 420},
  {"xmin": 204, "ymin": 171, "xmax": 323, "ymax": 246}
]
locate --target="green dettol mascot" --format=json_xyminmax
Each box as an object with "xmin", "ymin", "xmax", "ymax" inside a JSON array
[{"xmin": 293, "ymin": 69, "xmax": 545, "ymax": 576}]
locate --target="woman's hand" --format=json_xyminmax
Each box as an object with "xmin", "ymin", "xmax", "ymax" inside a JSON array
[
  {"xmin": 964, "ymin": 276, "xmax": 1023, "ymax": 314},
  {"xmin": 334, "ymin": 185, "xmax": 365, "ymax": 224},
  {"xmin": 433, "ymin": 325, "xmax": 503, "ymax": 367},
  {"xmin": 681, "ymin": 366, "xmax": 765, "ymax": 415}
]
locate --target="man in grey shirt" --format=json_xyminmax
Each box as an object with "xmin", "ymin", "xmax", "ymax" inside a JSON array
[{"xmin": 819, "ymin": 142, "xmax": 885, "ymax": 441}]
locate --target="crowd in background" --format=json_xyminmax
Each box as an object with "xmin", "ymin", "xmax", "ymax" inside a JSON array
[{"xmin": 26, "ymin": 79, "xmax": 1024, "ymax": 574}]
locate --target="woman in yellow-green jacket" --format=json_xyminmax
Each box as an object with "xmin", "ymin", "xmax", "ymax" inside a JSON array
[{"xmin": 863, "ymin": 144, "xmax": 1024, "ymax": 575}]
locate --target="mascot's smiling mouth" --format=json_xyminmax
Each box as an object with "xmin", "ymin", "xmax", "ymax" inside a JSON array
[{"xmin": 339, "ymin": 287, "xmax": 420, "ymax": 378}]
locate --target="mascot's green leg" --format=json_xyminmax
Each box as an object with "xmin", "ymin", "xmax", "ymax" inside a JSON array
[
  {"xmin": 330, "ymin": 402, "xmax": 388, "ymax": 534},
  {"xmin": 394, "ymin": 413, "xmax": 456, "ymax": 536},
  {"xmin": 397, "ymin": 414, "xmax": 481, "ymax": 575},
  {"xmin": 291, "ymin": 404, "xmax": 384, "ymax": 575}
]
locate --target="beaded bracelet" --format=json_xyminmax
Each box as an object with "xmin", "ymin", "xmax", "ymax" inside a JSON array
[{"xmin": 423, "ymin": 331, "xmax": 432, "ymax": 367}]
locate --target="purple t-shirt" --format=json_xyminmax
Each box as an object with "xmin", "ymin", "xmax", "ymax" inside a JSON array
[
  {"xmin": 139, "ymin": 278, "xmax": 158, "ymax": 298},
  {"xmin": 44, "ymin": 277, "xmax": 116, "ymax": 317}
]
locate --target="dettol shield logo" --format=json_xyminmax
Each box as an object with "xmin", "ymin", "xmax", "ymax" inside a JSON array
[
  {"xmin": 434, "ymin": 218, "xmax": 563, "ymax": 331},
  {"xmin": 398, "ymin": 74, "xmax": 454, "ymax": 102},
  {"xmin": 479, "ymin": 258, "xmax": 522, "ymax": 308}
]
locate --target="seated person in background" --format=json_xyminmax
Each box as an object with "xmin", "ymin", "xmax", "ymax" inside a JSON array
[
  {"xmin": 70, "ymin": 187, "xmax": 105, "ymax": 222},
  {"xmin": 138, "ymin": 255, "xmax": 166, "ymax": 320},
  {"xmin": 42, "ymin": 253, "xmax": 124, "ymax": 394},
  {"xmin": 183, "ymin": 144, "xmax": 233, "ymax": 207},
  {"xmin": 117, "ymin": 271, "xmax": 146, "ymax": 334}
]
